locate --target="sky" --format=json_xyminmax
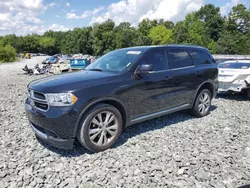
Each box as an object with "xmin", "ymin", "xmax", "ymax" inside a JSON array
[{"xmin": 0, "ymin": 0, "xmax": 249, "ymax": 36}]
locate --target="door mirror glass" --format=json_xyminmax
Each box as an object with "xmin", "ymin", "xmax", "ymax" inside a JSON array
[{"xmin": 136, "ymin": 64, "xmax": 153, "ymax": 74}]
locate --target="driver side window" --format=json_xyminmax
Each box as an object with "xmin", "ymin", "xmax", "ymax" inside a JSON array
[{"xmin": 141, "ymin": 50, "xmax": 167, "ymax": 71}]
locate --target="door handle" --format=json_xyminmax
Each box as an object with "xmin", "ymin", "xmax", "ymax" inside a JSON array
[{"xmin": 164, "ymin": 76, "xmax": 173, "ymax": 80}]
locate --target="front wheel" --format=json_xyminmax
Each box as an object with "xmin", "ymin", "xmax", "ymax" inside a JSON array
[
  {"xmin": 77, "ymin": 104, "xmax": 123, "ymax": 152},
  {"xmin": 191, "ymin": 89, "xmax": 212, "ymax": 118}
]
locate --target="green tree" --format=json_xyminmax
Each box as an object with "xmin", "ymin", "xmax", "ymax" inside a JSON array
[
  {"xmin": 148, "ymin": 25, "xmax": 173, "ymax": 45},
  {"xmin": 228, "ymin": 4, "xmax": 250, "ymax": 33},
  {"xmin": 38, "ymin": 37, "xmax": 56, "ymax": 55},
  {"xmin": 138, "ymin": 19, "xmax": 158, "ymax": 36},
  {"xmin": 173, "ymin": 21, "xmax": 188, "ymax": 43},
  {"xmin": 92, "ymin": 20, "xmax": 116, "ymax": 55},
  {"xmin": 0, "ymin": 44, "xmax": 16, "ymax": 62},
  {"xmin": 195, "ymin": 4, "xmax": 225, "ymax": 41}
]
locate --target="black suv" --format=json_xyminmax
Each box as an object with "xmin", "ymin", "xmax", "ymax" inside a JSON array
[{"xmin": 25, "ymin": 45, "xmax": 218, "ymax": 152}]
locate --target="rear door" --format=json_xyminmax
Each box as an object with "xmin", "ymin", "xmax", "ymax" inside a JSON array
[
  {"xmin": 165, "ymin": 48, "xmax": 200, "ymax": 106},
  {"xmin": 189, "ymin": 49, "xmax": 218, "ymax": 85}
]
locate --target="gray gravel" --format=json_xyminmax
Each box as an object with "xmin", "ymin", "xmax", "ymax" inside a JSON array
[{"xmin": 0, "ymin": 57, "xmax": 250, "ymax": 188}]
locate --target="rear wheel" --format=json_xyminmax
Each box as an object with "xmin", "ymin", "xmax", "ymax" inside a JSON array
[
  {"xmin": 191, "ymin": 89, "xmax": 212, "ymax": 118},
  {"xmin": 77, "ymin": 104, "xmax": 123, "ymax": 152}
]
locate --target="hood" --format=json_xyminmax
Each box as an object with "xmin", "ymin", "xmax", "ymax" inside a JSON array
[
  {"xmin": 29, "ymin": 70, "xmax": 116, "ymax": 93},
  {"xmin": 218, "ymin": 68, "xmax": 250, "ymax": 83}
]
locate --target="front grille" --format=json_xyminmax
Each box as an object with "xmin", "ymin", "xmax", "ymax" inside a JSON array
[
  {"xmin": 34, "ymin": 102, "xmax": 48, "ymax": 111},
  {"xmin": 28, "ymin": 89, "xmax": 49, "ymax": 111},
  {"xmin": 34, "ymin": 92, "xmax": 46, "ymax": 100}
]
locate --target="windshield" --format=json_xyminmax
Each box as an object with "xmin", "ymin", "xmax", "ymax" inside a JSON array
[
  {"xmin": 218, "ymin": 62, "xmax": 250, "ymax": 69},
  {"xmin": 86, "ymin": 49, "xmax": 143, "ymax": 72}
]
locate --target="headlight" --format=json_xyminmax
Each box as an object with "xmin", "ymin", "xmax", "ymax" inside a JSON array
[{"xmin": 45, "ymin": 93, "xmax": 78, "ymax": 106}]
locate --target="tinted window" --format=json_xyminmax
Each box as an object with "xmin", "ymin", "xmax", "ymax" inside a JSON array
[
  {"xmin": 168, "ymin": 49, "xmax": 193, "ymax": 69},
  {"xmin": 218, "ymin": 62, "xmax": 250, "ymax": 69},
  {"xmin": 86, "ymin": 49, "xmax": 143, "ymax": 72},
  {"xmin": 190, "ymin": 50, "xmax": 212, "ymax": 65},
  {"xmin": 141, "ymin": 50, "xmax": 166, "ymax": 71}
]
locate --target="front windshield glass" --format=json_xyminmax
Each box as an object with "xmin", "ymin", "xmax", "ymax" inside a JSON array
[
  {"xmin": 86, "ymin": 49, "xmax": 143, "ymax": 72},
  {"xmin": 218, "ymin": 62, "xmax": 250, "ymax": 69}
]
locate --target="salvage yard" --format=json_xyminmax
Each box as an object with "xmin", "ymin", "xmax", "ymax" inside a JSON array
[{"xmin": 0, "ymin": 57, "xmax": 250, "ymax": 188}]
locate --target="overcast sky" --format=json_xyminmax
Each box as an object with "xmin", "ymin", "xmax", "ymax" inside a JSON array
[{"xmin": 0, "ymin": 0, "xmax": 249, "ymax": 36}]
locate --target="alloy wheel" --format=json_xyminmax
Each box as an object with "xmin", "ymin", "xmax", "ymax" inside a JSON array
[
  {"xmin": 88, "ymin": 111, "xmax": 118, "ymax": 146},
  {"xmin": 198, "ymin": 92, "xmax": 210, "ymax": 114}
]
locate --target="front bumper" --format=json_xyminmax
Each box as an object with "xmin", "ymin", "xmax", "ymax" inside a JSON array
[
  {"xmin": 25, "ymin": 98, "xmax": 78, "ymax": 150},
  {"xmin": 30, "ymin": 121, "xmax": 74, "ymax": 150}
]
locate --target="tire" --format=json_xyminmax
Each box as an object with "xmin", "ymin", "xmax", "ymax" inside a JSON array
[
  {"xmin": 191, "ymin": 89, "xmax": 212, "ymax": 118},
  {"xmin": 246, "ymin": 89, "xmax": 250, "ymax": 101},
  {"xmin": 77, "ymin": 104, "xmax": 123, "ymax": 152}
]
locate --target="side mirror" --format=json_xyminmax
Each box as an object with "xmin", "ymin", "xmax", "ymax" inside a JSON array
[{"xmin": 136, "ymin": 64, "xmax": 153, "ymax": 74}]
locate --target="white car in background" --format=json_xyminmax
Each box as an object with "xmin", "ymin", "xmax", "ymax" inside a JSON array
[
  {"xmin": 218, "ymin": 60, "xmax": 250, "ymax": 100},
  {"xmin": 50, "ymin": 55, "xmax": 71, "ymax": 74}
]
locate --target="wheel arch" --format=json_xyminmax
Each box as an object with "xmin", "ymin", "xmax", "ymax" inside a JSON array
[
  {"xmin": 192, "ymin": 81, "xmax": 215, "ymax": 107},
  {"xmin": 74, "ymin": 97, "xmax": 128, "ymax": 137}
]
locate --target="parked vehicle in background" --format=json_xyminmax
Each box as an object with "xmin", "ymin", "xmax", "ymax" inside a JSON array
[
  {"xmin": 51, "ymin": 56, "xmax": 71, "ymax": 73},
  {"xmin": 213, "ymin": 55, "xmax": 250, "ymax": 64},
  {"xmin": 25, "ymin": 53, "xmax": 31, "ymax": 59},
  {"xmin": 42, "ymin": 56, "xmax": 59, "ymax": 64},
  {"xmin": 218, "ymin": 60, "xmax": 250, "ymax": 100},
  {"xmin": 215, "ymin": 59, "xmax": 234, "ymax": 64},
  {"xmin": 25, "ymin": 44, "xmax": 218, "ymax": 152},
  {"xmin": 70, "ymin": 58, "xmax": 91, "ymax": 69}
]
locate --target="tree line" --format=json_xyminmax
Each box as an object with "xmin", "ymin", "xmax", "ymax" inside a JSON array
[{"xmin": 0, "ymin": 4, "xmax": 249, "ymax": 62}]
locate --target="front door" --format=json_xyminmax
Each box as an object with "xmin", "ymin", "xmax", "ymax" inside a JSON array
[{"xmin": 132, "ymin": 50, "xmax": 176, "ymax": 119}]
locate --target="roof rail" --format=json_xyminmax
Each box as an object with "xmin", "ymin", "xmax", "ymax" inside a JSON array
[{"xmin": 165, "ymin": 44, "xmax": 204, "ymax": 48}]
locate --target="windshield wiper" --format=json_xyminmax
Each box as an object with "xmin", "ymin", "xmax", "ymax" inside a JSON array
[{"xmin": 87, "ymin": 68, "xmax": 103, "ymax": 72}]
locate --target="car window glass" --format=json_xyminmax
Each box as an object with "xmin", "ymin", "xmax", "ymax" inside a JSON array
[
  {"xmin": 168, "ymin": 49, "xmax": 193, "ymax": 69},
  {"xmin": 190, "ymin": 50, "xmax": 212, "ymax": 65},
  {"xmin": 86, "ymin": 49, "xmax": 142, "ymax": 72},
  {"xmin": 141, "ymin": 50, "xmax": 166, "ymax": 71}
]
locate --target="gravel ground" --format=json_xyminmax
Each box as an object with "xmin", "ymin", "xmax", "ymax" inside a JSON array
[{"xmin": 0, "ymin": 57, "xmax": 250, "ymax": 188}]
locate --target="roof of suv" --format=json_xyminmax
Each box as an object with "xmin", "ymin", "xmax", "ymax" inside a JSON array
[{"xmin": 121, "ymin": 44, "xmax": 207, "ymax": 52}]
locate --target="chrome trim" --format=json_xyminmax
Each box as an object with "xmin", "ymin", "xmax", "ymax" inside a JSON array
[
  {"xmin": 28, "ymin": 90, "xmax": 47, "ymax": 102},
  {"xmin": 170, "ymin": 66, "xmax": 195, "ymax": 71},
  {"xmin": 30, "ymin": 123, "xmax": 47, "ymax": 140},
  {"xmin": 28, "ymin": 89, "xmax": 49, "ymax": 112},
  {"xmin": 33, "ymin": 104, "xmax": 49, "ymax": 112},
  {"xmin": 29, "ymin": 97, "xmax": 48, "ymax": 104},
  {"xmin": 131, "ymin": 104, "xmax": 190, "ymax": 123}
]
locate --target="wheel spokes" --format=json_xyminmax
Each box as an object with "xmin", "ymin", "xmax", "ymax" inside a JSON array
[
  {"xmin": 90, "ymin": 130, "xmax": 101, "ymax": 141},
  {"xmin": 103, "ymin": 133, "xmax": 108, "ymax": 145},
  {"xmin": 89, "ymin": 128, "xmax": 100, "ymax": 135},
  {"xmin": 88, "ymin": 111, "xmax": 118, "ymax": 146},
  {"xmin": 104, "ymin": 112, "xmax": 112, "ymax": 124},
  {"xmin": 97, "ymin": 132, "xmax": 104, "ymax": 146},
  {"xmin": 198, "ymin": 92, "xmax": 210, "ymax": 113},
  {"xmin": 92, "ymin": 117, "xmax": 102, "ymax": 127},
  {"xmin": 97, "ymin": 113, "xmax": 103, "ymax": 123},
  {"xmin": 198, "ymin": 104, "xmax": 203, "ymax": 112},
  {"xmin": 106, "ymin": 128, "xmax": 116, "ymax": 136},
  {"xmin": 107, "ymin": 123, "xmax": 118, "ymax": 130}
]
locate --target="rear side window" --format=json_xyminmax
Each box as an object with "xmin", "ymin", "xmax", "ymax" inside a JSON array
[
  {"xmin": 141, "ymin": 50, "xmax": 166, "ymax": 71},
  {"xmin": 190, "ymin": 50, "xmax": 212, "ymax": 65},
  {"xmin": 168, "ymin": 49, "xmax": 193, "ymax": 69}
]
